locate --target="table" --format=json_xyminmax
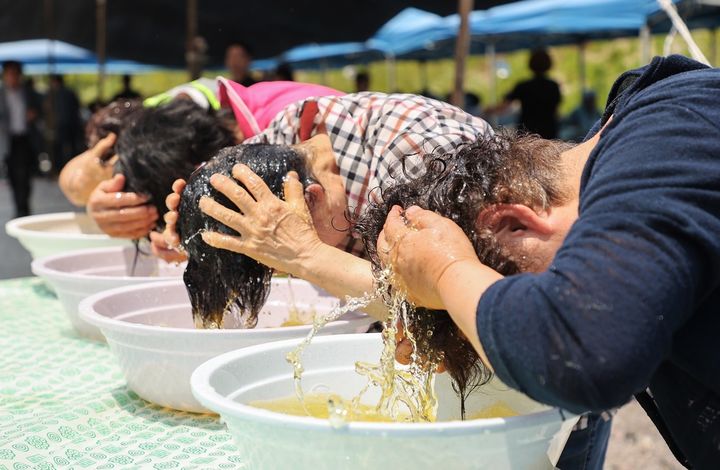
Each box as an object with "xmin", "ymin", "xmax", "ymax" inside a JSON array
[{"xmin": 0, "ymin": 278, "xmax": 244, "ymax": 469}]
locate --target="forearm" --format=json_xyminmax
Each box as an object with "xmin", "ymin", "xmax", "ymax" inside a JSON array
[
  {"xmin": 436, "ymin": 259, "xmax": 503, "ymax": 372},
  {"xmin": 297, "ymin": 243, "xmax": 388, "ymax": 321}
]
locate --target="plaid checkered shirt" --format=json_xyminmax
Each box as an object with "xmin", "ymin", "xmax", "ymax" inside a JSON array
[{"xmin": 247, "ymin": 92, "xmax": 492, "ymax": 257}]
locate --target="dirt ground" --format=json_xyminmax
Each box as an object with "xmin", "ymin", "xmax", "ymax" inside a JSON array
[{"xmin": 604, "ymin": 400, "xmax": 684, "ymax": 470}]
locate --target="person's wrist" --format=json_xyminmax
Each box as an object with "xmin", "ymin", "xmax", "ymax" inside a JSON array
[
  {"xmin": 436, "ymin": 257, "xmax": 486, "ymax": 305},
  {"xmin": 296, "ymin": 238, "xmax": 331, "ymax": 280}
]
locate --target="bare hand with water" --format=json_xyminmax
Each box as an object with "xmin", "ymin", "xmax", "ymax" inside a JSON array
[
  {"xmin": 199, "ymin": 163, "xmax": 324, "ymax": 276},
  {"xmin": 378, "ymin": 205, "xmax": 482, "ymax": 310},
  {"xmin": 151, "ymin": 179, "xmax": 189, "ymax": 263},
  {"xmin": 86, "ymin": 174, "xmax": 158, "ymax": 239}
]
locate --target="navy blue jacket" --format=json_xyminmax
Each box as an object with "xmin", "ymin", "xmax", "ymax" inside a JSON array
[{"xmin": 476, "ymin": 56, "xmax": 720, "ymax": 468}]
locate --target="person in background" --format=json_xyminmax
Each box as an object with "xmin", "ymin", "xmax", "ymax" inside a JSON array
[
  {"xmin": 274, "ymin": 63, "xmax": 294, "ymax": 82},
  {"xmin": 0, "ymin": 61, "xmax": 41, "ymax": 217},
  {"xmin": 47, "ymin": 75, "xmax": 82, "ymax": 172},
  {"xmin": 355, "ymin": 71, "xmax": 370, "ymax": 92},
  {"xmin": 225, "ymin": 41, "xmax": 256, "ymax": 87},
  {"xmin": 487, "ymin": 48, "xmax": 561, "ymax": 139},
  {"xmin": 561, "ymin": 90, "xmax": 601, "ymax": 142},
  {"xmin": 23, "ymin": 76, "xmax": 45, "ymax": 171},
  {"xmin": 112, "ymin": 74, "xmax": 141, "ymax": 101}
]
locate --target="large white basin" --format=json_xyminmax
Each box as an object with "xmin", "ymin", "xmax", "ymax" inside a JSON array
[
  {"xmin": 32, "ymin": 246, "xmax": 185, "ymax": 340},
  {"xmin": 5, "ymin": 211, "xmax": 129, "ymax": 260},
  {"xmin": 192, "ymin": 334, "xmax": 578, "ymax": 469},
  {"xmin": 79, "ymin": 279, "xmax": 375, "ymax": 413}
]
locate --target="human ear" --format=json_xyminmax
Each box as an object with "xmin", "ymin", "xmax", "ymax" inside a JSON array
[
  {"xmin": 477, "ymin": 204, "xmax": 553, "ymax": 240},
  {"xmin": 304, "ymin": 182, "xmax": 325, "ymax": 210}
]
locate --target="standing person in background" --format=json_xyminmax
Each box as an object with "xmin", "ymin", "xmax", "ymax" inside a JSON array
[
  {"xmin": 112, "ymin": 75, "xmax": 141, "ymax": 101},
  {"xmin": 487, "ymin": 48, "xmax": 561, "ymax": 139},
  {"xmin": 0, "ymin": 61, "xmax": 40, "ymax": 217},
  {"xmin": 225, "ymin": 42, "xmax": 256, "ymax": 87},
  {"xmin": 561, "ymin": 90, "xmax": 601, "ymax": 142},
  {"xmin": 47, "ymin": 75, "xmax": 82, "ymax": 173},
  {"xmin": 273, "ymin": 63, "xmax": 294, "ymax": 81},
  {"xmin": 355, "ymin": 71, "xmax": 370, "ymax": 92}
]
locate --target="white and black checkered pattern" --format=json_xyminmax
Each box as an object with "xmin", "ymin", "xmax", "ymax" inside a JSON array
[{"xmin": 247, "ymin": 92, "xmax": 492, "ymax": 256}]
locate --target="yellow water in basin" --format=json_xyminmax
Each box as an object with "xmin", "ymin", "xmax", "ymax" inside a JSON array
[{"xmin": 249, "ymin": 392, "xmax": 518, "ymax": 422}]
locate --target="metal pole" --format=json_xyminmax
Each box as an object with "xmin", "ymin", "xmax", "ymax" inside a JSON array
[
  {"xmin": 96, "ymin": 0, "xmax": 107, "ymax": 102},
  {"xmin": 186, "ymin": 0, "xmax": 200, "ymax": 80},
  {"xmin": 451, "ymin": 0, "xmax": 474, "ymax": 107},
  {"xmin": 487, "ymin": 41, "xmax": 497, "ymax": 106},
  {"xmin": 639, "ymin": 24, "xmax": 651, "ymax": 66},
  {"xmin": 385, "ymin": 52, "xmax": 397, "ymax": 92},
  {"xmin": 578, "ymin": 41, "xmax": 586, "ymax": 95},
  {"xmin": 419, "ymin": 59, "xmax": 429, "ymax": 93},
  {"xmin": 44, "ymin": 0, "xmax": 56, "ymax": 73}
]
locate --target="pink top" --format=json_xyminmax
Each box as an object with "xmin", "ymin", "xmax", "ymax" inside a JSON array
[{"xmin": 217, "ymin": 78, "xmax": 344, "ymax": 139}]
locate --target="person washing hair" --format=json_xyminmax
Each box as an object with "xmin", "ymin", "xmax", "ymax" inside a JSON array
[
  {"xmin": 375, "ymin": 55, "xmax": 720, "ymax": 469},
  {"xmin": 58, "ymin": 79, "xmax": 342, "ymax": 239}
]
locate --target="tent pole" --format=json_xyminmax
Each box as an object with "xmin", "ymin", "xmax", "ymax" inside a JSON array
[
  {"xmin": 320, "ymin": 58, "xmax": 328, "ymax": 86},
  {"xmin": 451, "ymin": 0, "xmax": 474, "ymax": 107},
  {"xmin": 186, "ymin": 0, "xmax": 201, "ymax": 80},
  {"xmin": 578, "ymin": 40, "xmax": 586, "ymax": 95},
  {"xmin": 385, "ymin": 52, "xmax": 397, "ymax": 92},
  {"xmin": 487, "ymin": 41, "xmax": 497, "ymax": 106},
  {"xmin": 419, "ymin": 59, "xmax": 429, "ymax": 93},
  {"xmin": 639, "ymin": 24, "xmax": 651, "ymax": 66},
  {"xmin": 711, "ymin": 27, "xmax": 717, "ymax": 66},
  {"xmin": 96, "ymin": 0, "xmax": 107, "ymax": 102}
]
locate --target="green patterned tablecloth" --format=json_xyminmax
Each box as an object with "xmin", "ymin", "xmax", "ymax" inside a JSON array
[{"xmin": 0, "ymin": 277, "xmax": 244, "ymax": 469}]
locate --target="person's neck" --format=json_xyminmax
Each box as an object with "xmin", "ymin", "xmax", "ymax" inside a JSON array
[{"xmin": 560, "ymin": 129, "xmax": 600, "ymax": 203}]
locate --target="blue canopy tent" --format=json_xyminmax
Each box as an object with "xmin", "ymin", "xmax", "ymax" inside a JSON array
[
  {"xmin": 368, "ymin": 8, "xmax": 458, "ymax": 60},
  {"xmin": 0, "ymin": 39, "xmax": 165, "ymax": 75},
  {"xmin": 279, "ymin": 42, "xmax": 386, "ymax": 75}
]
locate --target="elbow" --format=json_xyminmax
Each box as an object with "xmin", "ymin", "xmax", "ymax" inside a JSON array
[{"xmin": 533, "ymin": 362, "xmax": 648, "ymax": 414}]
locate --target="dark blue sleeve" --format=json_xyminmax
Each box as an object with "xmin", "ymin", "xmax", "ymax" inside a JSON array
[{"xmin": 476, "ymin": 71, "xmax": 720, "ymax": 414}]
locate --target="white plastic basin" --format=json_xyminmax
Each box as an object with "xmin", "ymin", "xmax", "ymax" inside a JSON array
[
  {"xmin": 79, "ymin": 279, "xmax": 375, "ymax": 413},
  {"xmin": 192, "ymin": 334, "xmax": 578, "ymax": 469},
  {"xmin": 5, "ymin": 211, "xmax": 129, "ymax": 260},
  {"xmin": 32, "ymin": 246, "xmax": 185, "ymax": 340}
]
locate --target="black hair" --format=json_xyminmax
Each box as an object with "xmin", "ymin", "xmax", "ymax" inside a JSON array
[
  {"xmin": 225, "ymin": 41, "xmax": 254, "ymax": 57},
  {"xmin": 2, "ymin": 60, "xmax": 22, "ymax": 74},
  {"xmin": 85, "ymin": 99, "xmax": 144, "ymax": 159},
  {"xmin": 529, "ymin": 48, "xmax": 552, "ymax": 75},
  {"xmin": 114, "ymin": 100, "xmax": 235, "ymax": 227},
  {"xmin": 355, "ymin": 130, "xmax": 568, "ymax": 412},
  {"xmin": 177, "ymin": 144, "xmax": 314, "ymax": 329}
]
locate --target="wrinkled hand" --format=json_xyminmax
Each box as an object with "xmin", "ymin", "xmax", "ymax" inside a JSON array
[
  {"xmin": 149, "ymin": 231, "xmax": 187, "ymax": 263},
  {"xmin": 199, "ymin": 163, "xmax": 323, "ymax": 275},
  {"xmin": 378, "ymin": 205, "xmax": 479, "ymax": 310},
  {"xmin": 86, "ymin": 174, "xmax": 158, "ymax": 239},
  {"xmin": 59, "ymin": 133, "xmax": 117, "ymax": 206},
  {"xmin": 161, "ymin": 179, "xmax": 186, "ymax": 251}
]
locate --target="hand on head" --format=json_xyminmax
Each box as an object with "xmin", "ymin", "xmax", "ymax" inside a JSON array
[
  {"xmin": 198, "ymin": 164, "xmax": 322, "ymax": 275},
  {"xmin": 86, "ymin": 173, "xmax": 158, "ymax": 239},
  {"xmin": 377, "ymin": 205, "xmax": 479, "ymax": 310}
]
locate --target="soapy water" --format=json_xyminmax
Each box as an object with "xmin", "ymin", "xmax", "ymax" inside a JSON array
[
  {"xmin": 249, "ymin": 392, "xmax": 518, "ymax": 422},
  {"xmin": 286, "ymin": 267, "xmax": 440, "ymax": 424}
]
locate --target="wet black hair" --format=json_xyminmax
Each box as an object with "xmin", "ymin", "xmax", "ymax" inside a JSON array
[
  {"xmin": 177, "ymin": 144, "xmax": 314, "ymax": 329},
  {"xmin": 85, "ymin": 99, "xmax": 144, "ymax": 161},
  {"xmin": 355, "ymin": 130, "xmax": 568, "ymax": 412},
  {"xmin": 114, "ymin": 100, "xmax": 235, "ymax": 228}
]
